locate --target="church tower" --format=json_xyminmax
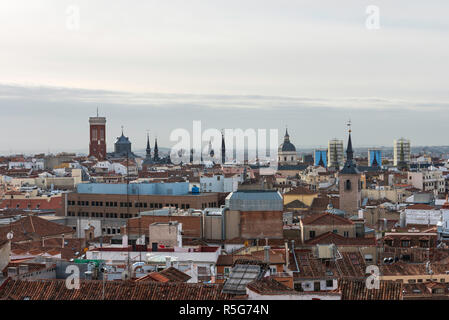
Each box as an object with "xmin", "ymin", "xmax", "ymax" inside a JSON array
[
  {"xmin": 338, "ymin": 123, "xmax": 361, "ymax": 215},
  {"xmin": 88, "ymin": 110, "xmax": 106, "ymax": 160},
  {"xmin": 153, "ymin": 138, "xmax": 159, "ymax": 161},
  {"xmin": 278, "ymin": 128, "xmax": 298, "ymax": 165},
  {"xmin": 221, "ymin": 130, "xmax": 226, "ymax": 165}
]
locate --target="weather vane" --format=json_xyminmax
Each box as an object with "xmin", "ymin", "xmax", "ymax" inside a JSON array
[{"xmin": 347, "ymin": 119, "xmax": 352, "ymax": 133}]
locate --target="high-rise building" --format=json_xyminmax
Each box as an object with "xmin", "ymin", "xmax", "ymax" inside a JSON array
[
  {"xmin": 368, "ymin": 148, "xmax": 382, "ymax": 167},
  {"xmin": 393, "ymin": 138, "xmax": 411, "ymax": 169},
  {"xmin": 338, "ymin": 128, "xmax": 361, "ymax": 215},
  {"xmin": 88, "ymin": 113, "xmax": 106, "ymax": 161},
  {"xmin": 328, "ymin": 139, "xmax": 344, "ymax": 170}
]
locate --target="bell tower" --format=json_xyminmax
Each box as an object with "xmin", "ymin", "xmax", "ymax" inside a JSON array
[
  {"xmin": 88, "ymin": 109, "xmax": 107, "ymax": 160},
  {"xmin": 338, "ymin": 121, "xmax": 361, "ymax": 215}
]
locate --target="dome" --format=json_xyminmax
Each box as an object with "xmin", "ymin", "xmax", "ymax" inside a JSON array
[
  {"xmin": 278, "ymin": 141, "xmax": 296, "ymax": 152},
  {"xmin": 116, "ymin": 133, "xmax": 131, "ymax": 144},
  {"xmin": 278, "ymin": 128, "xmax": 296, "ymax": 152}
]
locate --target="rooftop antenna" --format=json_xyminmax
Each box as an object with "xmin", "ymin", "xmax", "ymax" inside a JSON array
[{"xmin": 97, "ymin": 107, "xmax": 99, "ymax": 117}]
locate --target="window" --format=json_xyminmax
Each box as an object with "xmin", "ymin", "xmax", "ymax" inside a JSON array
[
  {"xmin": 344, "ymin": 231, "xmax": 349, "ymax": 237},
  {"xmin": 309, "ymin": 230, "xmax": 316, "ymax": 239},
  {"xmin": 326, "ymin": 280, "xmax": 333, "ymax": 287},
  {"xmin": 345, "ymin": 179, "xmax": 351, "ymax": 191},
  {"xmin": 401, "ymin": 240, "xmax": 411, "ymax": 247}
]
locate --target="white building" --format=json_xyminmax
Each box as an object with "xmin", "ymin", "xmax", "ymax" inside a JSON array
[
  {"xmin": 328, "ymin": 139, "xmax": 344, "ymax": 169},
  {"xmin": 393, "ymin": 138, "xmax": 411, "ymax": 166},
  {"xmin": 408, "ymin": 170, "xmax": 445, "ymax": 194},
  {"xmin": 199, "ymin": 174, "xmax": 240, "ymax": 193}
]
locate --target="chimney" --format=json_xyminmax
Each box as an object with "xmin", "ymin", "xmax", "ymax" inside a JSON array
[
  {"xmin": 62, "ymin": 235, "xmax": 65, "ymax": 248},
  {"xmin": 284, "ymin": 241, "xmax": 289, "ymax": 269},
  {"xmin": 19, "ymin": 264, "xmax": 29, "ymax": 275},
  {"xmin": 165, "ymin": 256, "xmax": 171, "ymax": 269},
  {"xmin": 42, "ymin": 237, "xmax": 45, "ymax": 247},
  {"xmin": 264, "ymin": 246, "xmax": 271, "ymax": 264},
  {"xmin": 122, "ymin": 234, "xmax": 128, "ymax": 248}
]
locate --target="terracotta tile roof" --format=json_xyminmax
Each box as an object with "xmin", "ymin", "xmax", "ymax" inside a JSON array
[
  {"xmin": 159, "ymin": 267, "xmax": 192, "ymax": 282},
  {"xmin": 0, "ymin": 216, "xmax": 75, "ymax": 243},
  {"xmin": 291, "ymin": 250, "xmax": 367, "ymax": 279},
  {"xmin": 379, "ymin": 262, "xmax": 449, "ymax": 276},
  {"xmin": 0, "ymin": 279, "xmax": 233, "ymax": 300},
  {"xmin": 246, "ymin": 278, "xmax": 295, "ymax": 295},
  {"xmin": 285, "ymin": 186, "xmax": 317, "ymax": 195},
  {"xmin": 339, "ymin": 279, "xmax": 403, "ymax": 300},
  {"xmin": 304, "ymin": 232, "xmax": 377, "ymax": 246},
  {"xmin": 310, "ymin": 196, "xmax": 339, "ymax": 211},
  {"xmin": 301, "ymin": 212, "xmax": 353, "ymax": 226}
]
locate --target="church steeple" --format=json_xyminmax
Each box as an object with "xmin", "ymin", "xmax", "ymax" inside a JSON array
[
  {"xmin": 372, "ymin": 152, "xmax": 379, "ymax": 167},
  {"xmin": 153, "ymin": 137, "xmax": 159, "ymax": 161},
  {"xmin": 318, "ymin": 152, "xmax": 325, "ymax": 167},
  {"xmin": 284, "ymin": 128, "xmax": 290, "ymax": 142},
  {"xmin": 340, "ymin": 121, "xmax": 359, "ymax": 174},
  {"xmin": 221, "ymin": 130, "xmax": 226, "ymax": 164},
  {"xmin": 146, "ymin": 132, "xmax": 151, "ymax": 158}
]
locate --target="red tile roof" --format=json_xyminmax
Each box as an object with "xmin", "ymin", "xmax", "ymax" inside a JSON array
[
  {"xmin": 304, "ymin": 232, "xmax": 376, "ymax": 246},
  {"xmin": 246, "ymin": 278, "xmax": 295, "ymax": 295},
  {"xmin": 301, "ymin": 212, "xmax": 353, "ymax": 226},
  {"xmin": 339, "ymin": 279, "xmax": 403, "ymax": 300},
  {"xmin": 0, "ymin": 216, "xmax": 75, "ymax": 243},
  {"xmin": 285, "ymin": 186, "xmax": 317, "ymax": 195},
  {"xmin": 0, "ymin": 279, "xmax": 232, "ymax": 300}
]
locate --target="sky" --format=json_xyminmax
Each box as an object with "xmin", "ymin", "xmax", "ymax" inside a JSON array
[{"xmin": 0, "ymin": 1, "xmax": 448, "ymax": 154}]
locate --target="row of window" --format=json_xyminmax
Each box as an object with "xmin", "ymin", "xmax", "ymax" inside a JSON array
[
  {"xmin": 68, "ymin": 200, "xmax": 218, "ymax": 210},
  {"xmin": 67, "ymin": 211, "xmax": 137, "ymax": 219},
  {"xmin": 5, "ymin": 204, "xmax": 40, "ymax": 209}
]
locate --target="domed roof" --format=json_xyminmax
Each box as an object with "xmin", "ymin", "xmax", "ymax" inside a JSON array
[
  {"xmin": 116, "ymin": 133, "xmax": 131, "ymax": 145},
  {"xmin": 279, "ymin": 141, "xmax": 296, "ymax": 152},
  {"xmin": 278, "ymin": 128, "xmax": 296, "ymax": 152}
]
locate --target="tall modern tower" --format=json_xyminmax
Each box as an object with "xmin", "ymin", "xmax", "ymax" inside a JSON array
[
  {"xmin": 328, "ymin": 139, "xmax": 344, "ymax": 171},
  {"xmin": 88, "ymin": 111, "xmax": 106, "ymax": 160},
  {"xmin": 393, "ymin": 138, "xmax": 411, "ymax": 169}
]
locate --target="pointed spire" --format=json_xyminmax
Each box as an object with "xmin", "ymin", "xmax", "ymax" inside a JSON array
[
  {"xmin": 221, "ymin": 130, "xmax": 226, "ymax": 165},
  {"xmin": 146, "ymin": 131, "xmax": 151, "ymax": 157},
  {"xmin": 346, "ymin": 131, "xmax": 354, "ymax": 162},
  {"xmin": 318, "ymin": 151, "xmax": 325, "ymax": 167},
  {"xmin": 340, "ymin": 121, "xmax": 359, "ymax": 174},
  {"xmin": 284, "ymin": 127, "xmax": 290, "ymax": 142},
  {"xmin": 153, "ymin": 137, "xmax": 159, "ymax": 161},
  {"xmin": 372, "ymin": 151, "xmax": 378, "ymax": 167}
]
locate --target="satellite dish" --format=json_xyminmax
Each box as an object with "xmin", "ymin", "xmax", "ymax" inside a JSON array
[{"xmin": 6, "ymin": 232, "xmax": 13, "ymax": 240}]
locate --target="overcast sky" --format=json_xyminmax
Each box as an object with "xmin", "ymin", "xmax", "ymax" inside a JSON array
[{"xmin": 0, "ymin": 1, "xmax": 448, "ymax": 154}]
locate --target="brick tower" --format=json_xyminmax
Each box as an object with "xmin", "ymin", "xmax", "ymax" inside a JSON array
[
  {"xmin": 338, "ymin": 123, "xmax": 361, "ymax": 215},
  {"xmin": 88, "ymin": 111, "xmax": 107, "ymax": 160}
]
